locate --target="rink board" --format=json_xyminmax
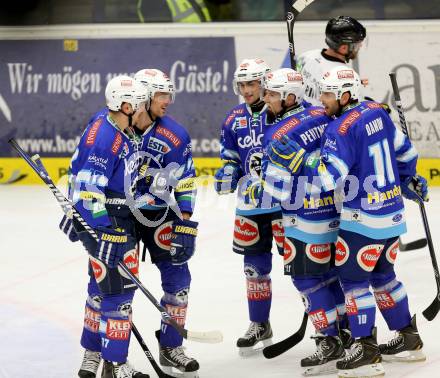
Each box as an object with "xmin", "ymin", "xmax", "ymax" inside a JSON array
[{"xmin": 0, "ymin": 157, "xmax": 438, "ymax": 186}]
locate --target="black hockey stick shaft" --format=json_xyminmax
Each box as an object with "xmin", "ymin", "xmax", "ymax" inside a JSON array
[
  {"xmin": 263, "ymin": 311, "xmax": 308, "ymax": 359},
  {"xmin": 131, "ymin": 323, "xmax": 174, "ymax": 378},
  {"xmin": 8, "ymin": 138, "xmax": 223, "ymax": 343},
  {"xmin": 286, "ymin": 0, "xmax": 315, "ymax": 69},
  {"xmin": 399, "ymin": 237, "xmax": 427, "ymax": 252},
  {"xmin": 389, "ymin": 73, "xmax": 440, "ymax": 321}
]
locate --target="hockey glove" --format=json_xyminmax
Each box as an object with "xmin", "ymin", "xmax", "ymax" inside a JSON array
[
  {"xmin": 267, "ymin": 135, "xmax": 307, "ymax": 174},
  {"xmin": 95, "ymin": 226, "xmax": 129, "ymax": 268},
  {"xmin": 169, "ymin": 218, "xmax": 198, "ymax": 265},
  {"xmin": 59, "ymin": 214, "xmax": 79, "ymax": 242},
  {"xmin": 401, "ymin": 174, "xmax": 429, "ymax": 202},
  {"xmin": 214, "ymin": 162, "xmax": 243, "ymax": 194},
  {"xmin": 240, "ymin": 178, "xmax": 264, "ymax": 207}
]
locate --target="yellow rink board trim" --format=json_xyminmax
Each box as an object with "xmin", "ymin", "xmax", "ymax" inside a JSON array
[{"xmin": 0, "ymin": 157, "xmax": 439, "ymax": 186}]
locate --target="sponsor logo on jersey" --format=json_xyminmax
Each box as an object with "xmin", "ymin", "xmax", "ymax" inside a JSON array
[
  {"xmin": 271, "ymin": 219, "xmax": 284, "ymax": 249},
  {"xmin": 166, "ymin": 304, "xmax": 187, "ymax": 325},
  {"xmin": 234, "ymin": 116, "xmax": 247, "ymax": 129},
  {"xmin": 366, "ymin": 102, "xmax": 383, "ymax": 109},
  {"xmin": 337, "ymin": 70, "xmax": 355, "ymax": 79},
  {"xmin": 225, "ymin": 113, "xmax": 235, "ymax": 126},
  {"xmin": 117, "ymin": 249, "xmax": 139, "ymax": 279},
  {"xmin": 154, "ymin": 221, "xmax": 173, "ymax": 250},
  {"xmin": 367, "ymin": 185, "xmax": 402, "ymax": 204},
  {"xmin": 119, "ymin": 142, "xmax": 129, "ymax": 159},
  {"xmin": 345, "ymin": 296, "xmax": 358, "ymax": 315},
  {"xmin": 283, "ymin": 238, "xmax": 296, "ymax": 266},
  {"xmin": 89, "ymin": 256, "xmax": 107, "ymax": 283},
  {"xmin": 111, "ymin": 133, "xmax": 123, "ymax": 155},
  {"xmin": 357, "ymin": 244, "xmax": 383, "ymax": 272},
  {"xmin": 392, "ymin": 213, "xmax": 403, "ymax": 223},
  {"xmin": 335, "ymin": 237, "xmax": 349, "ymax": 266},
  {"xmin": 309, "ymin": 309, "xmax": 329, "ymax": 330},
  {"xmin": 324, "ymin": 137, "xmax": 338, "ymax": 152},
  {"xmin": 156, "ymin": 126, "xmax": 181, "ymax": 147},
  {"xmin": 385, "ymin": 240, "xmax": 399, "ymax": 264},
  {"xmin": 272, "ymin": 117, "xmax": 300, "ymax": 140},
  {"xmin": 303, "ymin": 194, "xmax": 335, "ymax": 209},
  {"xmin": 306, "ymin": 243, "xmax": 331, "ymax": 264},
  {"xmin": 247, "ymin": 278, "xmax": 272, "ymax": 301},
  {"xmin": 106, "ymin": 319, "xmax": 131, "ymax": 340},
  {"xmin": 329, "ymin": 219, "xmax": 340, "ymax": 229},
  {"xmin": 86, "ymin": 118, "xmax": 102, "ymax": 146},
  {"xmin": 237, "ymin": 129, "xmax": 263, "ymax": 148},
  {"xmin": 309, "ymin": 108, "xmax": 325, "ymax": 117},
  {"xmin": 148, "ymin": 136, "xmax": 170, "ymax": 155},
  {"xmin": 338, "ymin": 110, "xmax": 361, "ymax": 136},
  {"xmin": 234, "ymin": 216, "xmax": 260, "ymax": 246},
  {"xmin": 87, "ymin": 154, "xmax": 108, "ymax": 170},
  {"xmin": 374, "ymin": 291, "xmax": 397, "ymax": 310},
  {"xmin": 84, "ymin": 307, "xmax": 100, "ymax": 332}
]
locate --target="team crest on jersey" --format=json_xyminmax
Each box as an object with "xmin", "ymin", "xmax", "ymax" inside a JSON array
[
  {"xmin": 385, "ymin": 240, "xmax": 399, "ymax": 264},
  {"xmin": 234, "ymin": 216, "xmax": 260, "ymax": 246},
  {"xmin": 335, "ymin": 237, "xmax": 349, "ymax": 266},
  {"xmin": 246, "ymin": 149, "xmax": 263, "ymax": 177},
  {"xmin": 86, "ymin": 118, "xmax": 103, "ymax": 146},
  {"xmin": 357, "ymin": 244, "xmax": 384, "ymax": 272},
  {"xmin": 338, "ymin": 110, "xmax": 361, "ymax": 135},
  {"xmin": 154, "ymin": 221, "xmax": 173, "ymax": 250},
  {"xmin": 306, "ymin": 243, "xmax": 331, "ymax": 264}
]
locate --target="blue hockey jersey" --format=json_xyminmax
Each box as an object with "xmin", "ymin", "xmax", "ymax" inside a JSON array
[
  {"xmin": 304, "ymin": 101, "xmax": 418, "ymax": 239},
  {"xmin": 68, "ymin": 114, "xmax": 140, "ymax": 228},
  {"xmin": 220, "ymin": 102, "xmax": 280, "ymax": 215},
  {"xmin": 261, "ymin": 105, "xmax": 339, "ymax": 243}
]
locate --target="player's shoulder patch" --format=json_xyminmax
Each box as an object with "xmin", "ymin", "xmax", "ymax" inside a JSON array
[
  {"xmin": 156, "ymin": 123, "xmax": 182, "ymax": 147},
  {"xmin": 224, "ymin": 104, "xmax": 246, "ymax": 127},
  {"xmin": 111, "ymin": 132, "xmax": 123, "ymax": 155},
  {"xmin": 272, "ymin": 117, "xmax": 301, "ymax": 140},
  {"xmin": 365, "ymin": 101, "xmax": 383, "ymax": 110},
  {"xmin": 338, "ymin": 110, "xmax": 361, "ymax": 136},
  {"xmin": 85, "ymin": 118, "xmax": 103, "ymax": 146}
]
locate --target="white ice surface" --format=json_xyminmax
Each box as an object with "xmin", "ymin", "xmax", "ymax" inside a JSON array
[{"xmin": 1, "ymin": 185, "xmax": 440, "ymax": 378}]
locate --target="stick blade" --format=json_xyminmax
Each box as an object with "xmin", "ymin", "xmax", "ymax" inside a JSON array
[
  {"xmin": 263, "ymin": 312, "xmax": 308, "ymax": 359},
  {"xmin": 422, "ymin": 296, "xmax": 440, "ymax": 321},
  {"xmin": 187, "ymin": 330, "xmax": 223, "ymax": 344},
  {"xmin": 399, "ymin": 238, "xmax": 427, "ymax": 252}
]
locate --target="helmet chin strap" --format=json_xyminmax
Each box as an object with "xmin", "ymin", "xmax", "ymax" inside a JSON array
[{"xmin": 121, "ymin": 109, "xmax": 135, "ymax": 127}]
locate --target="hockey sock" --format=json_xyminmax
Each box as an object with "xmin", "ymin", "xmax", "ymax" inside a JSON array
[
  {"xmin": 324, "ymin": 269, "xmax": 348, "ymax": 329},
  {"xmin": 80, "ymin": 279, "xmax": 102, "ymax": 352},
  {"xmin": 293, "ymin": 276, "xmax": 339, "ymax": 336},
  {"xmin": 340, "ymin": 279, "xmax": 376, "ymax": 338},
  {"xmin": 99, "ymin": 291, "xmax": 135, "ymax": 363},
  {"xmin": 371, "ymin": 272, "xmax": 411, "ymax": 331},
  {"xmin": 244, "ymin": 253, "xmax": 272, "ymax": 323},
  {"xmin": 157, "ymin": 261, "xmax": 191, "ymax": 348}
]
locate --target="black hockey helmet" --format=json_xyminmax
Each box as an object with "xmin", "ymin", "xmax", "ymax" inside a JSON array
[{"xmin": 325, "ymin": 16, "xmax": 366, "ymax": 50}]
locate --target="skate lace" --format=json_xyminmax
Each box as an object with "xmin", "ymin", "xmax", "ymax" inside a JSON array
[
  {"xmin": 341, "ymin": 342, "xmax": 362, "ymax": 362},
  {"xmin": 169, "ymin": 346, "xmax": 193, "ymax": 366},
  {"xmin": 115, "ymin": 361, "xmax": 138, "ymax": 378},
  {"xmin": 386, "ymin": 332, "xmax": 404, "ymax": 348},
  {"xmin": 309, "ymin": 337, "xmax": 330, "ymax": 359},
  {"xmin": 80, "ymin": 350, "xmax": 101, "ymax": 372},
  {"xmin": 244, "ymin": 322, "xmax": 264, "ymax": 339}
]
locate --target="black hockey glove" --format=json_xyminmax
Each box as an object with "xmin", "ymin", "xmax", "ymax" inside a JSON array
[
  {"xmin": 169, "ymin": 218, "xmax": 198, "ymax": 265},
  {"xmin": 59, "ymin": 214, "xmax": 79, "ymax": 242}
]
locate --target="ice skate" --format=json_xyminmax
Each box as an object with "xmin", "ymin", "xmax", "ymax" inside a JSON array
[
  {"xmin": 101, "ymin": 360, "xmax": 149, "ymax": 378},
  {"xmin": 340, "ymin": 328, "xmax": 355, "ymax": 349},
  {"xmin": 337, "ymin": 328, "xmax": 385, "ymax": 378},
  {"xmin": 78, "ymin": 349, "xmax": 101, "ymax": 378},
  {"xmin": 159, "ymin": 344, "xmax": 200, "ymax": 378},
  {"xmin": 379, "ymin": 315, "xmax": 426, "ymax": 362},
  {"xmin": 301, "ymin": 335, "xmax": 345, "ymax": 376},
  {"xmin": 236, "ymin": 321, "xmax": 273, "ymax": 357}
]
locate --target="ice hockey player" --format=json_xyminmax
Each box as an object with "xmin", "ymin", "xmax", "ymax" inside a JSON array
[
  {"xmin": 266, "ymin": 66, "xmax": 428, "ymax": 377},
  {"xmin": 243, "ymin": 67, "xmax": 347, "ymax": 375},
  {"xmin": 132, "ymin": 68, "xmax": 199, "ymax": 378},
  {"xmin": 297, "ymin": 15, "xmax": 366, "ymax": 107},
  {"xmin": 213, "ymin": 58, "xmax": 285, "ymax": 356},
  {"xmin": 58, "ymin": 75, "xmax": 150, "ymax": 377}
]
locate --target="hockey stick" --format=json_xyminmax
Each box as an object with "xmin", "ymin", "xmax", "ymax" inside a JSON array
[
  {"xmin": 9, "ymin": 138, "xmax": 223, "ymax": 343},
  {"xmin": 131, "ymin": 323, "xmax": 174, "ymax": 378},
  {"xmin": 389, "ymin": 73, "xmax": 440, "ymax": 321},
  {"xmin": 263, "ymin": 311, "xmax": 308, "ymax": 359},
  {"xmin": 399, "ymin": 237, "xmax": 428, "ymax": 252},
  {"xmin": 286, "ymin": 0, "xmax": 315, "ymax": 69}
]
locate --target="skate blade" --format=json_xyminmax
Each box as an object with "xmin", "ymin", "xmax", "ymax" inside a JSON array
[
  {"xmin": 382, "ymin": 349, "xmax": 426, "ymax": 363},
  {"xmin": 163, "ymin": 366, "xmax": 200, "ymax": 378},
  {"xmin": 302, "ymin": 360, "xmax": 338, "ymax": 376},
  {"xmin": 238, "ymin": 338, "xmax": 273, "ymax": 358},
  {"xmin": 338, "ymin": 363, "xmax": 385, "ymax": 378}
]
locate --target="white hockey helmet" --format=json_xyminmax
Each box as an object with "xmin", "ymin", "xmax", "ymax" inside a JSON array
[
  {"xmin": 233, "ymin": 58, "xmax": 271, "ymax": 95},
  {"xmin": 319, "ymin": 66, "xmax": 361, "ymax": 101},
  {"xmin": 105, "ymin": 75, "xmax": 149, "ymax": 112},
  {"xmin": 134, "ymin": 68, "xmax": 175, "ymax": 103},
  {"xmin": 263, "ymin": 68, "xmax": 304, "ymax": 102}
]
